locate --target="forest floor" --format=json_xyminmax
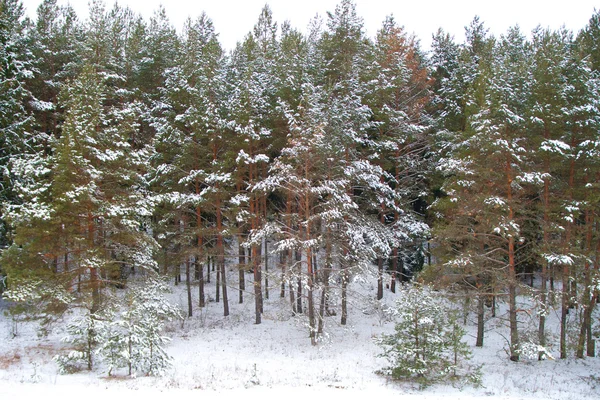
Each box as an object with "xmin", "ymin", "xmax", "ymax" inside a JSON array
[{"xmin": 1, "ymin": 269, "xmax": 599, "ymax": 399}]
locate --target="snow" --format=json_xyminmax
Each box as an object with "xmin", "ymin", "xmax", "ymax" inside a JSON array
[{"xmin": 1, "ymin": 273, "xmax": 599, "ymax": 400}]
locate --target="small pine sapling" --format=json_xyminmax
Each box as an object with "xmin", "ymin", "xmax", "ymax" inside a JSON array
[
  {"xmin": 102, "ymin": 278, "xmax": 183, "ymax": 376},
  {"xmin": 376, "ymin": 285, "xmax": 480, "ymax": 387},
  {"xmin": 54, "ymin": 308, "xmax": 112, "ymax": 373}
]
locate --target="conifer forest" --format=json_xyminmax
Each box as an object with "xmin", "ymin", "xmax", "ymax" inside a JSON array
[{"xmin": 1, "ymin": 0, "xmax": 600, "ymax": 389}]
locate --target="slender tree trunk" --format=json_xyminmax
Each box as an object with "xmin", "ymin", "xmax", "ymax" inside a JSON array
[
  {"xmin": 220, "ymin": 258, "xmax": 229, "ymax": 316},
  {"xmin": 307, "ymin": 246, "xmax": 316, "ymax": 345},
  {"xmin": 264, "ymin": 238, "xmax": 269, "ymax": 300},
  {"xmin": 391, "ymin": 247, "xmax": 398, "ymax": 293},
  {"xmin": 257, "ymin": 237, "xmax": 263, "ymax": 314},
  {"xmin": 239, "ymin": 237, "xmax": 245, "ymax": 304},
  {"xmin": 341, "ymin": 263, "xmax": 348, "ymax": 326},
  {"xmin": 88, "ymin": 211, "xmax": 100, "ymax": 315},
  {"xmin": 290, "ymin": 279, "xmax": 297, "ymax": 315},
  {"xmin": 377, "ymin": 199, "xmax": 385, "ymax": 300},
  {"xmin": 303, "ymin": 181, "xmax": 316, "ymax": 345},
  {"xmin": 198, "ymin": 256, "xmax": 205, "ymax": 308},
  {"xmin": 506, "ymin": 159, "xmax": 519, "ymax": 362},
  {"xmin": 249, "ymin": 157, "xmax": 263, "ymax": 324},
  {"xmin": 253, "ymin": 241, "xmax": 262, "ymax": 323},
  {"xmin": 194, "ymin": 158, "xmax": 205, "ymax": 304},
  {"xmin": 206, "ymin": 257, "xmax": 211, "ymax": 283},
  {"xmin": 590, "ymin": 227, "xmax": 600, "ymax": 357},
  {"xmin": 561, "ymin": 144, "xmax": 576, "ymax": 359},
  {"xmin": 296, "ymin": 250, "xmax": 303, "ymax": 314},
  {"xmin": 377, "ymin": 256, "xmax": 384, "ymax": 300},
  {"xmin": 587, "ymin": 294, "xmax": 597, "ymax": 357},
  {"xmin": 476, "ymin": 294, "xmax": 484, "ymax": 347},
  {"xmin": 538, "ymin": 166, "xmax": 550, "ymax": 359},
  {"xmin": 216, "ymin": 190, "xmax": 229, "ymax": 316},
  {"xmin": 186, "ymin": 257, "xmax": 192, "ymax": 317},
  {"xmin": 280, "ymin": 251, "xmax": 286, "ymax": 298},
  {"xmin": 577, "ymin": 211, "xmax": 594, "ymax": 358},
  {"xmin": 318, "ymin": 263, "xmax": 330, "ymax": 335}
]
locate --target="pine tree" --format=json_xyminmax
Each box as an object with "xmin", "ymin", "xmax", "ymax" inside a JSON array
[
  {"xmin": 26, "ymin": 0, "xmax": 81, "ymax": 141},
  {"xmin": 0, "ymin": 0, "xmax": 35, "ymax": 248},
  {"xmin": 528, "ymin": 27, "xmax": 572, "ymax": 358},
  {"xmin": 151, "ymin": 13, "xmax": 229, "ymax": 317},
  {"xmin": 377, "ymin": 285, "xmax": 478, "ymax": 387},
  {"xmin": 46, "ymin": 64, "xmax": 154, "ymax": 313},
  {"xmin": 366, "ymin": 16, "xmax": 432, "ymax": 296},
  {"xmin": 433, "ymin": 24, "xmax": 533, "ymax": 360},
  {"xmin": 226, "ymin": 5, "xmax": 282, "ymax": 323},
  {"xmin": 575, "ymin": 12, "xmax": 600, "ymax": 358}
]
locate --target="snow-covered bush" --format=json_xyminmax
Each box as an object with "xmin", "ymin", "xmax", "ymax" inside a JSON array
[
  {"xmin": 55, "ymin": 278, "xmax": 182, "ymax": 376},
  {"xmin": 54, "ymin": 309, "xmax": 110, "ymax": 373},
  {"xmin": 376, "ymin": 284, "xmax": 480, "ymax": 387},
  {"xmin": 105, "ymin": 278, "xmax": 183, "ymax": 376}
]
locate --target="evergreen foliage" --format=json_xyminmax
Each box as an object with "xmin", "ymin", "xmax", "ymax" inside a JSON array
[
  {"xmin": 55, "ymin": 277, "xmax": 181, "ymax": 376},
  {"xmin": 377, "ymin": 285, "xmax": 480, "ymax": 387},
  {"xmin": 1, "ymin": 0, "xmax": 599, "ymax": 366}
]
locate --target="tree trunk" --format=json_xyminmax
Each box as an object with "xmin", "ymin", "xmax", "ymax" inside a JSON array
[
  {"xmin": 506, "ymin": 159, "xmax": 519, "ymax": 362},
  {"xmin": 538, "ymin": 166, "xmax": 550, "ymax": 359},
  {"xmin": 391, "ymin": 248, "xmax": 398, "ymax": 293},
  {"xmin": 377, "ymin": 202, "xmax": 385, "ymax": 300},
  {"xmin": 198, "ymin": 257, "xmax": 205, "ymax": 308},
  {"xmin": 216, "ymin": 257, "xmax": 221, "ymax": 303},
  {"xmin": 280, "ymin": 251, "xmax": 286, "ymax": 298},
  {"xmin": 576, "ymin": 212, "xmax": 594, "ymax": 358},
  {"xmin": 318, "ymin": 263, "xmax": 330, "ymax": 335},
  {"xmin": 186, "ymin": 257, "xmax": 192, "ymax": 317},
  {"xmin": 476, "ymin": 294, "xmax": 484, "ymax": 347},
  {"xmin": 307, "ymin": 247, "xmax": 316, "ymax": 345},
  {"xmin": 264, "ymin": 238, "xmax": 269, "ymax": 300},
  {"xmin": 220, "ymin": 258, "xmax": 229, "ymax": 316},
  {"xmin": 253, "ymin": 243, "xmax": 262, "ymax": 324},
  {"xmin": 216, "ymin": 192, "xmax": 229, "ymax": 316},
  {"xmin": 341, "ymin": 264, "xmax": 348, "ymax": 326},
  {"xmin": 377, "ymin": 256, "xmax": 384, "ymax": 300},
  {"xmin": 88, "ymin": 211, "xmax": 100, "ymax": 315},
  {"xmin": 238, "ymin": 238, "xmax": 245, "ymax": 304},
  {"xmin": 206, "ymin": 258, "xmax": 210, "ymax": 283},
  {"xmin": 290, "ymin": 279, "xmax": 297, "ymax": 315},
  {"xmin": 296, "ymin": 250, "xmax": 303, "ymax": 314},
  {"xmin": 590, "ymin": 230, "xmax": 600, "ymax": 357},
  {"xmin": 561, "ymin": 144, "xmax": 576, "ymax": 360}
]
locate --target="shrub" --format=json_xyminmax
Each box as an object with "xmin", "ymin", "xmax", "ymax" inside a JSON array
[
  {"xmin": 55, "ymin": 277, "xmax": 182, "ymax": 377},
  {"xmin": 376, "ymin": 284, "xmax": 480, "ymax": 387}
]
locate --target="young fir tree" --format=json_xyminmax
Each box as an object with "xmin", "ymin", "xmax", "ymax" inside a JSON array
[{"xmin": 377, "ymin": 285, "xmax": 478, "ymax": 387}]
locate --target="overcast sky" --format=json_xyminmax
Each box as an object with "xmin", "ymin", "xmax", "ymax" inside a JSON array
[{"xmin": 20, "ymin": 0, "xmax": 599, "ymax": 51}]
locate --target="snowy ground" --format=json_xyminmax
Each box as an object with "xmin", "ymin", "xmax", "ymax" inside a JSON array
[{"xmin": 1, "ymin": 272, "xmax": 599, "ymax": 399}]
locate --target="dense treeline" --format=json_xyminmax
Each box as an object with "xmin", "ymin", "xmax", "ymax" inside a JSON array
[{"xmin": 0, "ymin": 0, "xmax": 598, "ymax": 360}]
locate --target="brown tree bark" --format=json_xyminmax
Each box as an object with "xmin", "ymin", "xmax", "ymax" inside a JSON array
[{"xmin": 506, "ymin": 158, "xmax": 519, "ymax": 362}]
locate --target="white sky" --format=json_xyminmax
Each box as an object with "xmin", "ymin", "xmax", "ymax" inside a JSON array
[{"xmin": 21, "ymin": 0, "xmax": 599, "ymax": 51}]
